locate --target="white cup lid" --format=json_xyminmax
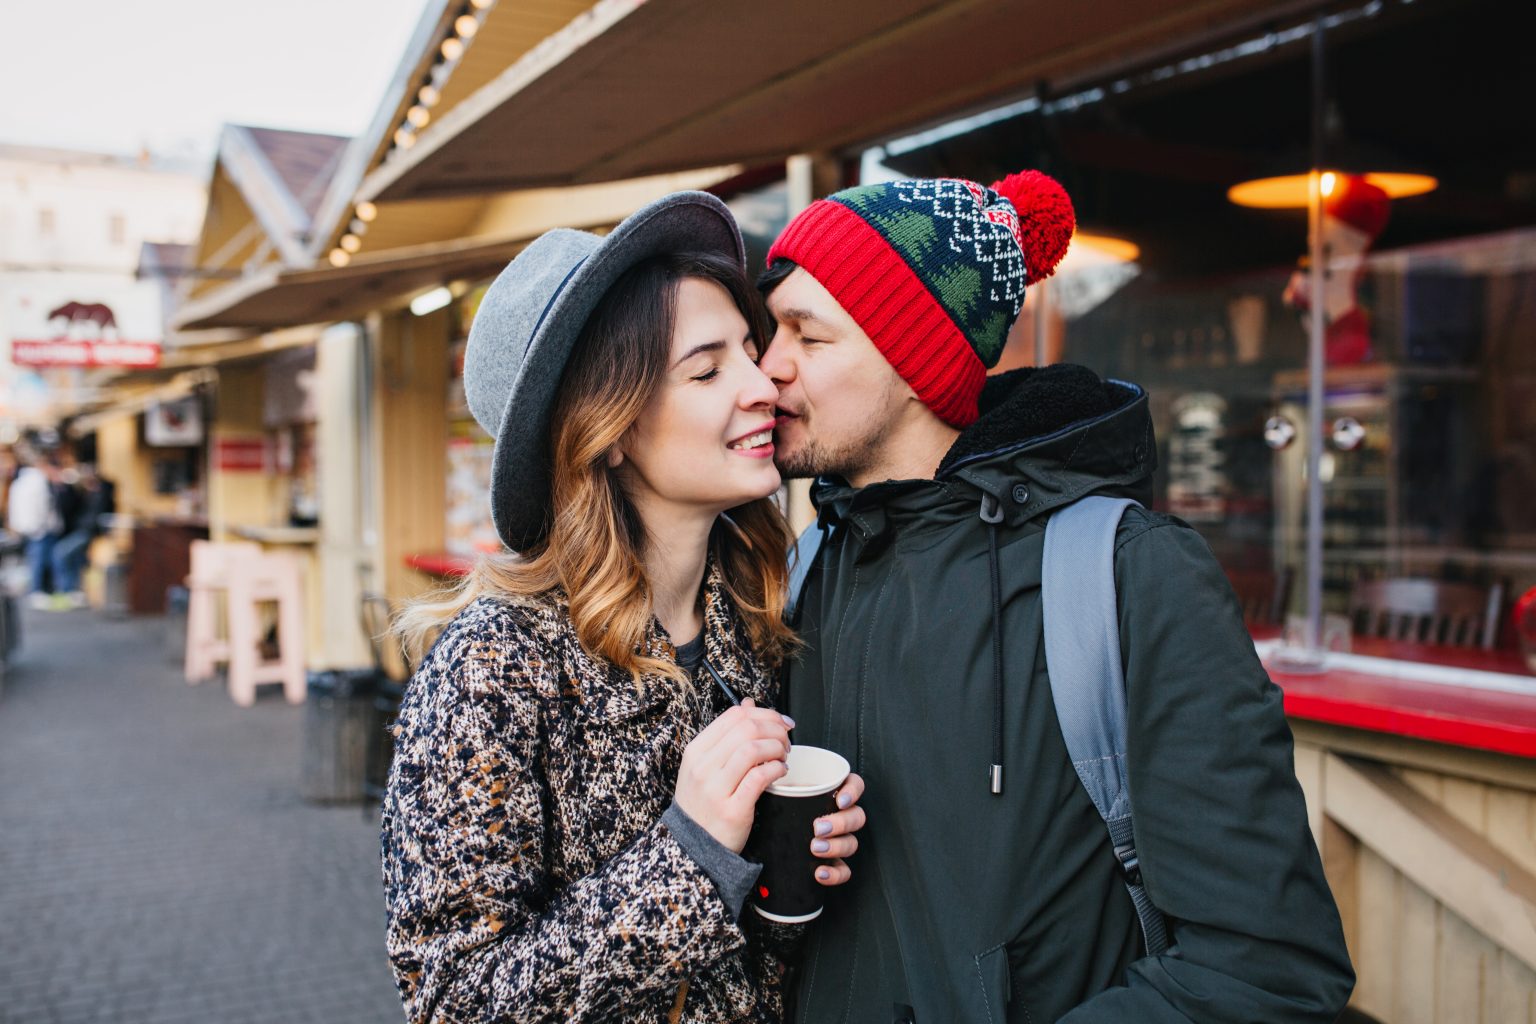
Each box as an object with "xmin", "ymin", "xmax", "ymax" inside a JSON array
[{"xmin": 768, "ymin": 744, "xmax": 850, "ymax": 797}]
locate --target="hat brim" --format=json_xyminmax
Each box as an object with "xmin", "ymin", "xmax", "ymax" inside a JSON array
[{"xmin": 489, "ymin": 191, "xmax": 744, "ymax": 552}]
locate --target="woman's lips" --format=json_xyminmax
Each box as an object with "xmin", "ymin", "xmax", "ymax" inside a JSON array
[{"xmin": 728, "ymin": 427, "xmax": 775, "ymax": 458}]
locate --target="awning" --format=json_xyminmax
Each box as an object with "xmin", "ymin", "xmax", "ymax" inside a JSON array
[
  {"xmin": 173, "ymin": 166, "xmax": 737, "ymax": 332},
  {"xmin": 359, "ymin": 0, "xmax": 1321, "ymax": 203},
  {"xmin": 169, "ymin": 234, "xmax": 528, "ymax": 331},
  {"xmin": 65, "ymin": 369, "xmax": 216, "ymax": 437}
]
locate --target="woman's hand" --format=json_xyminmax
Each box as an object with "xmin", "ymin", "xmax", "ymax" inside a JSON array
[
  {"xmin": 810, "ymin": 773, "xmax": 865, "ymax": 886},
  {"xmin": 674, "ymin": 698, "xmax": 792, "ymax": 853}
]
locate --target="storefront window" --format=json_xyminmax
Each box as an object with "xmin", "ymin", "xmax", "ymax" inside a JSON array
[
  {"xmin": 877, "ymin": 0, "xmax": 1536, "ymax": 644},
  {"xmin": 1072, "ymin": 231, "xmax": 1536, "ymax": 626}
]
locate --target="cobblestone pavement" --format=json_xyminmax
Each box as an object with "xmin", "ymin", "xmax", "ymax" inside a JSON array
[{"xmin": 0, "ymin": 605, "xmax": 404, "ymax": 1024}]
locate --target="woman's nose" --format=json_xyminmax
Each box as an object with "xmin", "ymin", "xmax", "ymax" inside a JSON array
[{"xmin": 739, "ymin": 361, "xmax": 780, "ymax": 409}]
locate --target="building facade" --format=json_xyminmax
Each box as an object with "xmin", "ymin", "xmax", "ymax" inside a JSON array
[{"xmin": 0, "ymin": 144, "xmax": 204, "ymax": 432}]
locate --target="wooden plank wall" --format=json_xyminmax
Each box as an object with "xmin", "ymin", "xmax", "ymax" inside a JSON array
[
  {"xmin": 371, "ymin": 305, "xmax": 450, "ymax": 622},
  {"xmin": 208, "ymin": 362, "xmax": 280, "ymax": 539},
  {"xmin": 95, "ymin": 413, "xmax": 180, "ymax": 519},
  {"xmin": 1294, "ymin": 729, "xmax": 1536, "ymax": 1023}
]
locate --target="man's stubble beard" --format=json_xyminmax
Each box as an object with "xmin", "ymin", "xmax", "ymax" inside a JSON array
[
  {"xmin": 773, "ymin": 435, "xmax": 837, "ymax": 480},
  {"xmin": 773, "ymin": 417, "xmax": 892, "ymax": 482},
  {"xmin": 774, "ymin": 373, "xmax": 906, "ymax": 482}
]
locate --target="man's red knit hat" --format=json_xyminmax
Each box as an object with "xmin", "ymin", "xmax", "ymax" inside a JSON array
[{"xmin": 766, "ymin": 171, "xmax": 1074, "ymax": 427}]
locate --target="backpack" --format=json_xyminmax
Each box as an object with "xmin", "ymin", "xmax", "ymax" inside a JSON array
[{"xmin": 787, "ymin": 494, "xmax": 1169, "ymax": 957}]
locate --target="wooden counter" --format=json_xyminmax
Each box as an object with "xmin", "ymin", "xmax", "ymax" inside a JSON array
[
  {"xmin": 1270, "ymin": 639, "xmax": 1536, "ymax": 1022},
  {"xmin": 405, "ymin": 551, "xmax": 475, "ymax": 577},
  {"xmin": 1269, "ymin": 637, "xmax": 1536, "ymax": 759},
  {"xmin": 125, "ymin": 518, "xmax": 209, "ymax": 614},
  {"xmin": 228, "ymin": 525, "xmax": 320, "ymax": 546}
]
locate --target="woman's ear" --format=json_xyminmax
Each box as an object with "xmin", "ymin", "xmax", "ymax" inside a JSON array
[{"xmin": 606, "ymin": 447, "xmax": 624, "ymax": 469}]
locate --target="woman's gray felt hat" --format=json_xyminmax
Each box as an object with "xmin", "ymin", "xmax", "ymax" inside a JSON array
[{"xmin": 463, "ymin": 190, "xmax": 745, "ymax": 553}]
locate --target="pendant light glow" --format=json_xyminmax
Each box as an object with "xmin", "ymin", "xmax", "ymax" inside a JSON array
[{"xmin": 1228, "ymin": 171, "xmax": 1437, "ymax": 209}]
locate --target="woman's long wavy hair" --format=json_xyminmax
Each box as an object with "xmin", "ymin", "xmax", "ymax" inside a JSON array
[{"xmin": 395, "ymin": 251, "xmax": 798, "ymax": 683}]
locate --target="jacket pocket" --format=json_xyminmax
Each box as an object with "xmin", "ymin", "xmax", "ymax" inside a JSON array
[{"xmin": 973, "ymin": 945, "xmax": 1011, "ymax": 1024}]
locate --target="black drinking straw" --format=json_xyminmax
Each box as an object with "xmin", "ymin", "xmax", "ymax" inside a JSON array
[{"xmin": 701, "ymin": 658, "xmax": 741, "ymax": 706}]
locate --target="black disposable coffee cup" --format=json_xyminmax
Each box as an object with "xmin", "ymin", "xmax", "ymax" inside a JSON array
[{"xmin": 745, "ymin": 744, "xmax": 851, "ymax": 923}]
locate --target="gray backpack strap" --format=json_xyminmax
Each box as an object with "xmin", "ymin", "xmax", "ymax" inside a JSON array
[
  {"xmin": 1042, "ymin": 495, "xmax": 1169, "ymax": 958},
  {"xmin": 786, "ymin": 522, "xmax": 824, "ymax": 622}
]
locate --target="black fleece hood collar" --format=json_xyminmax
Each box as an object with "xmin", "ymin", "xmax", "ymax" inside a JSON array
[
  {"xmin": 939, "ymin": 364, "xmax": 1131, "ymax": 475},
  {"xmin": 811, "ymin": 364, "xmax": 1155, "ymax": 529}
]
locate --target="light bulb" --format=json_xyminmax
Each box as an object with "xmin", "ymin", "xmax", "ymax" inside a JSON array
[
  {"xmin": 354, "ymin": 201, "xmax": 377, "ymax": 222},
  {"xmin": 339, "ymin": 234, "xmax": 361, "ymax": 254},
  {"xmin": 440, "ymin": 37, "xmax": 463, "ymax": 61},
  {"xmin": 328, "ymin": 248, "xmax": 351, "ymax": 268},
  {"xmin": 407, "ymin": 105, "xmax": 431, "ymax": 128},
  {"xmin": 454, "ymin": 14, "xmax": 479, "ymax": 38}
]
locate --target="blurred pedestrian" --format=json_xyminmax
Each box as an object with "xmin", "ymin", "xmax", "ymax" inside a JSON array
[
  {"xmin": 50, "ymin": 462, "xmax": 115, "ymax": 609},
  {"xmin": 382, "ymin": 193, "xmax": 865, "ymax": 1023},
  {"xmin": 6, "ymin": 448, "xmax": 62, "ymax": 608}
]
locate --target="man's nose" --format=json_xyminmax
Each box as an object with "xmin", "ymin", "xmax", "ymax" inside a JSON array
[{"xmin": 758, "ymin": 329, "xmax": 796, "ymax": 387}]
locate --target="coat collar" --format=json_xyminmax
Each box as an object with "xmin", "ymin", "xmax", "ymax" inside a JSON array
[{"xmin": 810, "ymin": 365, "xmax": 1155, "ymax": 536}]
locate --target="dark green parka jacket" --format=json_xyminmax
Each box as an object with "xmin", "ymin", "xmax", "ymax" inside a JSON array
[{"xmin": 785, "ymin": 365, "xmax": 1354, "ymax": 1024}]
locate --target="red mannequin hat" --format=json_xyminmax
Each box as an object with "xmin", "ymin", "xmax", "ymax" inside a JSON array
[{"xmin": 1326, "ymin": 174, "xmax": 1391, "ymax": 239}]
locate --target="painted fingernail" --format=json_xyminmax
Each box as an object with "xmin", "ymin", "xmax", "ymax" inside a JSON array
[
  {"xmin": 817, "ymin": 868, "xmax": 831, "ymax": 880},
  {"xmin": 812, "ymin": 839, "xmax": 830, "ymax": 853},
  {"xmin": 780, "ymin": 714, "xmax": 796, "ymax": 728},
  {"xmin": 814, "ymin": 819, "xmax": 832, "ymax": 836},
  {"xmin": 837, "ymin": 791, "xmax": 852, "ymax": 809}
]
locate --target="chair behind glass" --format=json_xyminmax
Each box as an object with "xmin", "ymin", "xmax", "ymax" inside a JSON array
[{"xmin": 1348, "ymin": 577, "xmax": 1505, "ymax": 650}]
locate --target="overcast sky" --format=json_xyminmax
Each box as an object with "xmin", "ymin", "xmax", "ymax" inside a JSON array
[{"xmin": 0, "ymin": 0, "xmax": 427, "ymax": 166}]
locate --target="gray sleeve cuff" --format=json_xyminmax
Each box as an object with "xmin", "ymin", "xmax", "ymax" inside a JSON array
[{"xmin": 662, "ymin": 800, "xmax": 762, "ymax": 920}]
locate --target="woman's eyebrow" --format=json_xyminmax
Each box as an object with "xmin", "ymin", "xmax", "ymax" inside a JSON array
[{"xmin": 672, "ymin": 340, "xmax": 726, "ymax": 367}]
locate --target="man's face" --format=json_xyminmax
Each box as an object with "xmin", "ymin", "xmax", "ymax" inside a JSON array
[{"xmin": 758, "ymin": 268, "xmax": 909, "ymax": 484}]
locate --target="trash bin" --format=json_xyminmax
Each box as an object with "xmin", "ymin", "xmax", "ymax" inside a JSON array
[
  {"xmin": 164, "ymin": 584, "xmax": 189, "ymax": 664},
  {"xmin": 102, "ymin": 560, "xmax": 130, "ymax": 619},
  {"xmin": 363, "ymin": 678, "xmax": 406, "ymax": 806},
  {"xmin": 301, "ymin": 669, "xmax": 384, "ymax": 803}
]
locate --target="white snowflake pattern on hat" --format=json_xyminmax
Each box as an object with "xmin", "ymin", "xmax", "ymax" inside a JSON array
[{"xmin": 889, "ymin": 178, "xmax": 1030, "ymax": 305}]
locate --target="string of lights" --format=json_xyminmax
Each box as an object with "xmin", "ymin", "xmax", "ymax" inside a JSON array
[{"xmin": 328, "ymin": 0, "xmax": 496, "ymax": 268}]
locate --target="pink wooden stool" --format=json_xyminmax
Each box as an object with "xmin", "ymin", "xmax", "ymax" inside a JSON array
[
  {"xmin": 183, "ymin": 540, "xmax": 260, "ymax": 685},
  {"xmin": 225, "ymin": 549, "xmax": 307, "ymax": 707}
]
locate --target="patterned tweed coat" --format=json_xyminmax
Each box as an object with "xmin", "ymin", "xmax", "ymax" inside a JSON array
[{"xmin": 381, "ymin": 562, "xmax": 800, "ymax": 1023}]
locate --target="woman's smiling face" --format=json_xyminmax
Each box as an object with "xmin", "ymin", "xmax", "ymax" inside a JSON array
[{"xmin": 616, "ymin": 276, "xmax": 782, "ymax": 522}]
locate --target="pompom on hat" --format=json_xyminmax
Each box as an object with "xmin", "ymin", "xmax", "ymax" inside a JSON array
[{"xmin": 767, "ymin": 170, "xmax": 1074, "ymax": 427}]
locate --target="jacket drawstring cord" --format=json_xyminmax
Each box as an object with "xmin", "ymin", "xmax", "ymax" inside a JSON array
[{"xmin": 980, "ymin": 492, "xmax": 1006, "ymax": 795}]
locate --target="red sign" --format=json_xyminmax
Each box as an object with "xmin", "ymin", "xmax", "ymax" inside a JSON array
[
  {"xmin": 12, "ymin": 338, "xmax": 161, "ymax": 368},
  {"xmin": 215, "ymin": 438, "xmax": 268, "ymax": 472}
]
